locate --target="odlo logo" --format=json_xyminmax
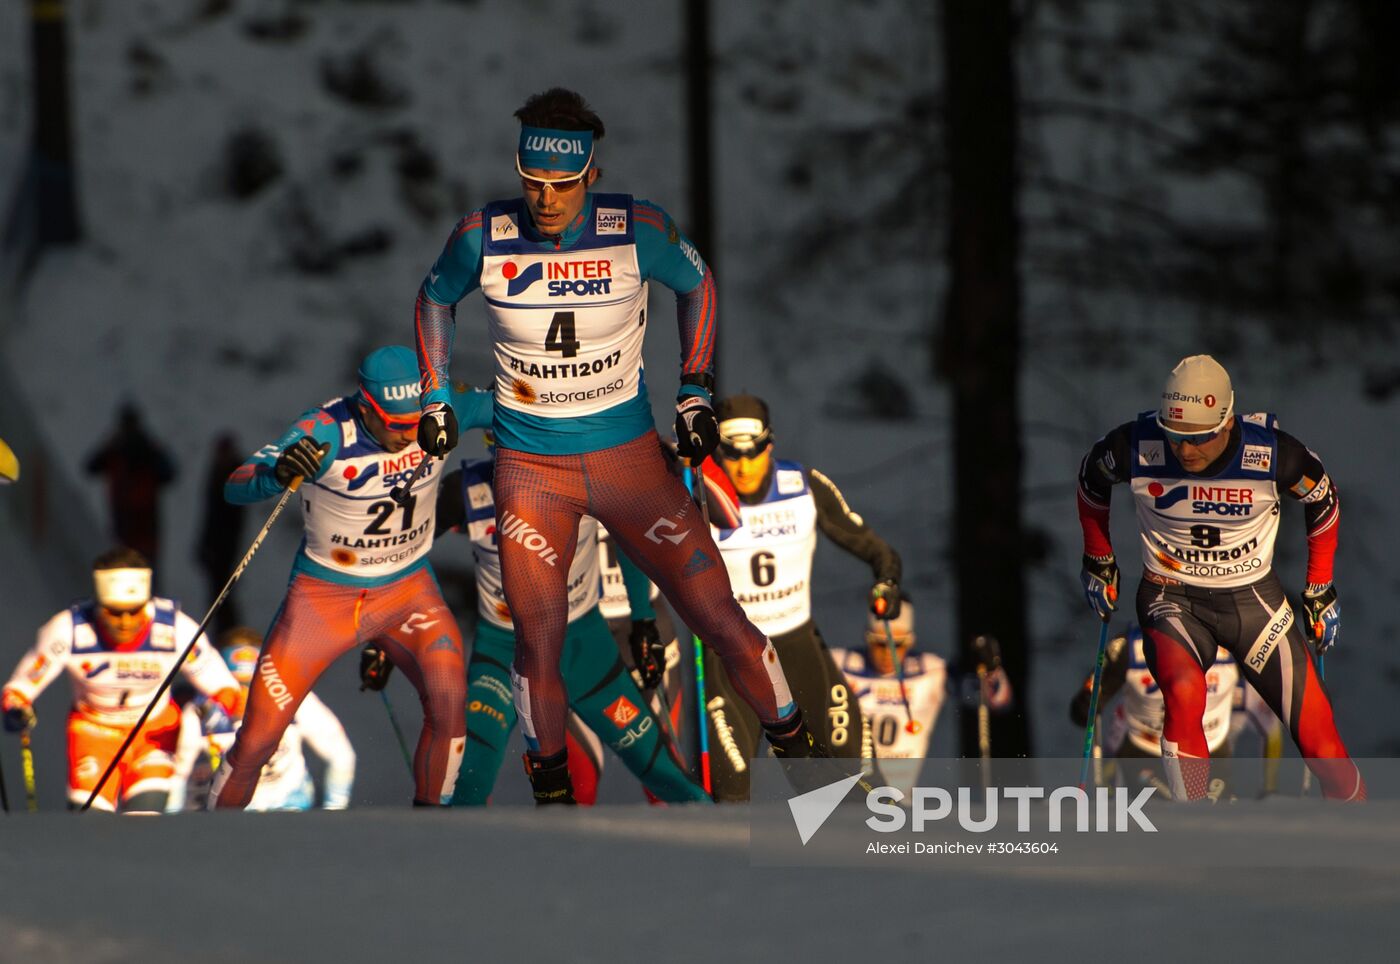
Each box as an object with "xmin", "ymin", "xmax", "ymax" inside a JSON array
[{"xmin": 605, "ymin": 695, "xmax": 640, "ymax": 729}]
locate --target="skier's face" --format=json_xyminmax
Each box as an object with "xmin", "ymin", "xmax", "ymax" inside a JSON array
[
  {"xmin": 359, "ymin": 402, "xmax": 418, "ymax": 453},
  {"xmin": 718, "ymin": 448, "xmax": 771, "ymax": 496},
  {"xmin": 96, "ymin": 603, "xmax": 152, "ymax": 646},
  {"xmin": 866, "ymin": 630, "xmax": 912, "ymax": 677},
  {"xmin": 520, "ymin": 166, "xmax": 598, "ymax": 236},
  {"xmin": 1165, "ymin": 415, "xmax": 1234, "ymax": 472}
]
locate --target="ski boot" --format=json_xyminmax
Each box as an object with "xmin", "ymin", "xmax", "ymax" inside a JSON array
[
  {"xmin": 524, "ymin": 750, "xmax": 578, "ymax": 806},
  {"xmin": 764, "ymin": 713, "xmax": 875, "ymax": 797}
]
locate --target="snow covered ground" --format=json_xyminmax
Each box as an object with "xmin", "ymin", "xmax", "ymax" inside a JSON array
[
  {"xmin": 3, "ymin": 803, "xmax": 1400, "ymax": 963},
  {"xmin": 1, "ymin": 0, "xmax": 1397, "ymax": 816}
]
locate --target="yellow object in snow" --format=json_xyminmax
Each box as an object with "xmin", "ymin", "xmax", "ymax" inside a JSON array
[{"xmin": 0, "ymin": 437, "xmax": 18, "ymax": 484}]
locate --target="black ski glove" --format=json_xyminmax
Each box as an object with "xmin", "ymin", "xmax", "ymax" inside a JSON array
[
  {"xmin": 274, "ymin": 437, "xmax": 329, "ymax": 488},
  {"xmin": 417, "ymin": 402, "xmax": 458, "ymax": 457},
  {"xmin": 674, "ymin": 395, "xmax": 719, "ymax": 462},
  {"xmin": 2, "ymin": 697, "xmax": 35, "ymax": 733},
  {"xmin": 1302, "ymin": 582, "xmax": 1341, "ymax": 652},
  {"xmin": 628, "ymin": 619, "xmax": 666, "ymax": 690},
  {"xmin": 359, "ymin": 644, "xmax": 394, "ymax": 692},
  {"xmin": 870, "ymin": 580, "xmax": 901, "ymax": 620},
  {"xmin": 1080, "ymin": 553, "xmax": 1119, "ymax": 622}
]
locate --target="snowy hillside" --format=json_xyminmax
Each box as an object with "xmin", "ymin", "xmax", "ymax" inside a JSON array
[{"xmin": 1, "ymin": 0, "xmax": 1397, "ymax": 810}]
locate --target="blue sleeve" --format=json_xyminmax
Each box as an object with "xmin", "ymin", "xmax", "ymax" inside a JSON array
[
  {"xmin": 634, "ymin": 200, "xmax": 716, "ymax": 393},
  {"xmin": 447, "ymin": 382, "xmax": 495, "ymax": 433},
  {"xmin": 416, "ymin": 213, "xmax": 486, "ymax": 409},
  {"xmin": 634, "ymin": 200, "xmax": 706, "ymax": 294},
  {"xmin": 224, "ymin": 409, "xmax": 343, "ymax": 505}
]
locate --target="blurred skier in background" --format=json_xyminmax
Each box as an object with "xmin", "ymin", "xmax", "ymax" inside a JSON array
[
  {"xmin": 594, "ymin": 522, "xmax": 691, "ymax": 799},
  {"xmin": 2, "ymin": 548, "xmax": 241, "ymax": 812},
  {"xmin": 170, "ymin": 627, "xmax": 355, "ymax": 812},
  {"xmin": 1068, "ymin": 623, "xmax": 1282, "ymax": 798},
  {"xmin": 696, "ymin": 393, "xmax": 901, "ymax": 801}
]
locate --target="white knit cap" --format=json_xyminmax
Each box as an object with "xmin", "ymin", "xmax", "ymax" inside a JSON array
[
  {"xmin": 93, "ymin": 567, "xmax": 152, "ymax": 609},
  {"xmin": 1157, "ymin": 355, "xmax": 1234, "ymax": 430}
]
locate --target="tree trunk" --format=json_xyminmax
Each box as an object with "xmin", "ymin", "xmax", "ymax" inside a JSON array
[
  {"xmin": 683, "ymin": 0, "xmax": 717, "ymax": 383},
  {"xmin": 31, "ymin": 0, "xmax": 82, "ymax": 245},
  {"xmin": 939, "ymin": 0, "xmax": 1031, "ymax": 757}
]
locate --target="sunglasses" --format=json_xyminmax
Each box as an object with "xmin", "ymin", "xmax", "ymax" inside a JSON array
[
  {"xmin": 1163, "ymin": 426, "xmax": 1224, "ymax": 446},
  {"xmin": 520, "ymin": 172, "xmax": 588, "ymax": 194},
  {"xmin": 359, "ymin": 387, "xmax": 421, "ymax": 430}
]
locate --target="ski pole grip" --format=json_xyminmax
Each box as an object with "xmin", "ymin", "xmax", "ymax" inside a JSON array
[
  {"xmin": 288, "ymin": 475, "xmax": 304, "ymax": 492},
  {"xmin": 874, "ymin": 596, "xmax": 888, "ymax": 617}
]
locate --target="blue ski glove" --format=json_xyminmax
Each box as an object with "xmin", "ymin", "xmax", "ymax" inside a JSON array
[
  {"xmin": 1302, "ymin": 582, "xmax": 1341, "ymax": 652},
  {"xmin": 1081, "ymin": 553, "xmax": 1119, "ymax": 622}
]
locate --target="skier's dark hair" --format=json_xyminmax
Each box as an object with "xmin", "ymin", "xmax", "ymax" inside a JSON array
[
  {"xmin": 93, "ymin": 546, "xmax": 151, "ymax": 571},
  {"xmin": 515, "ymin": 88, "xmax": 606, "ymax": 140}
]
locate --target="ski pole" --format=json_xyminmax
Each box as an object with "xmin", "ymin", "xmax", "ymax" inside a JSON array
[
  {"xmin": 378, "ymin": 690, "xmax": 415, "ymax": 778},
  {"xmin": 389, "ymin": 452, "xmax": 434, "ymax": 506},
  {"xmin": 648, "ymin": 665, "xmax": 688, "ymax": 774},
  {"xmin": 1092, "ymin": 713, "xmax": 1104, "ymax": 788},
  {"xmin": 21, "ymin": 729, "xmax": 37, "ymax": 812},
  {"xmin": 692, "ymin": 635, "xmax": 711, "ymax": 794},
  {"xmin": 876, "ymin": 600, "xmax": 918, "ymax": 734},
  {"xmin": 971, "ymin": 635, "xmax": 1002, "ymax": 793},
  {"xmin": 0, "ymin": 739, "xmax": 9, "ymax": 813},
  {"xmin": 82, "ymin": 477, "xmax": 303, "ymax": 812},
  {"xmin": 686, "ymin": 460, "xmax": 713, "ymax": 794},
  {"xmin": 1079, "ymin": 619, "xmax": 1112, "ymax": 790}
]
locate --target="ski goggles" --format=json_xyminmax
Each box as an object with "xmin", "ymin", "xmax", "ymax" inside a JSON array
[
  {"xmin": 717, "ymin": 417, "xmax": 772, "ymax": 460},
  {"xmin": 358, "ymin": 385, "xmax": 421, "ymax": 430}
]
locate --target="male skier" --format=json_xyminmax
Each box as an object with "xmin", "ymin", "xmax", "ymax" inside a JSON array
[{"xmin": 410, "ymin": 88, "xmax": 814, "ymax": 802}]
